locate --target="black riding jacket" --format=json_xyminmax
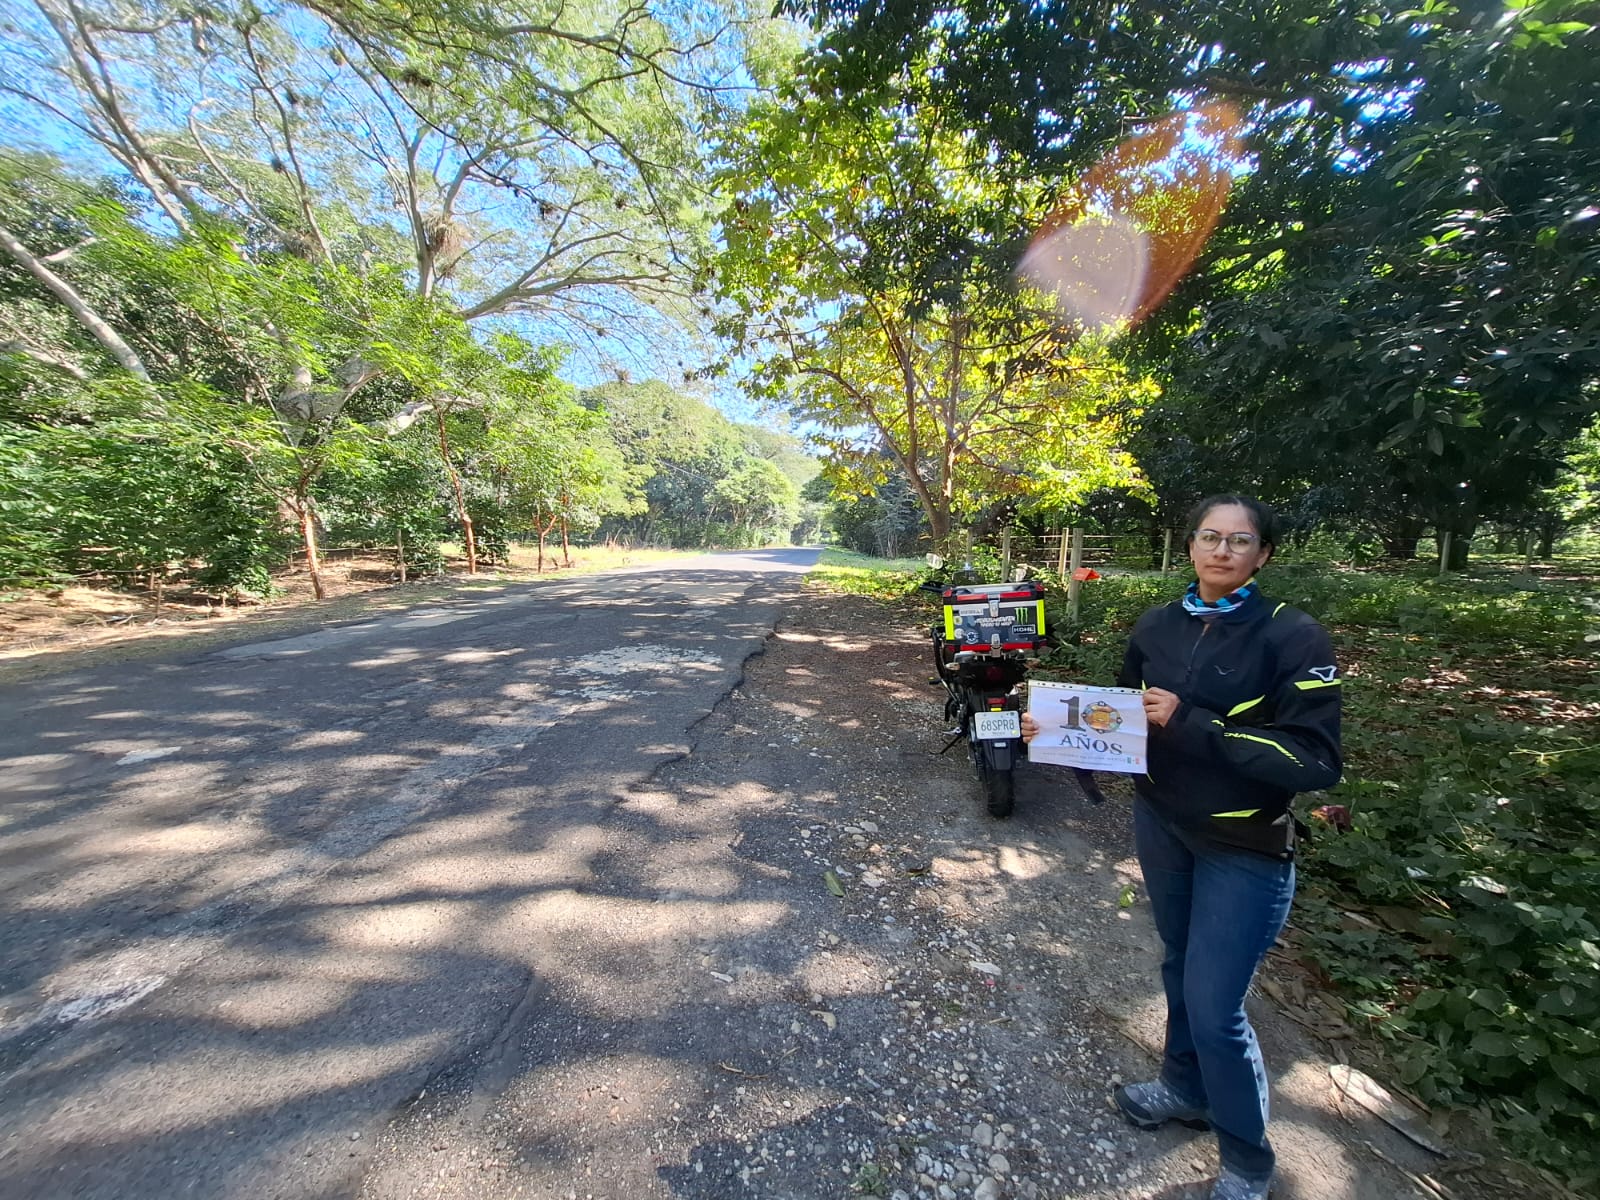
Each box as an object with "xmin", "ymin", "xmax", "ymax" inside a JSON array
[{"xmin": 1117, "ymin": 589, "xmax": 1342, "ymax": 852}]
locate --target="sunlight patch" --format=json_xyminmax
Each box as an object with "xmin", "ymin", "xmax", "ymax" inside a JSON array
[
  {"xmin": 551, "ymin": 685, "xmax": 655, "ymax": 704},
  {"xmin": 566, "ymin": 646, "xmax": 723, "ymax": 676},
  {"xmin": 52, "ymin": 974, "xmax": 166, "ymax": 1025},
  {"xmin": 115, "ymin": 746, "xmax": 183, "ymax": 766}
]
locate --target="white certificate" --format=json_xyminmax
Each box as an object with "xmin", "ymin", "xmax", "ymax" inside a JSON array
[{"xmin": 1027, "ymin": 681, "xmax": 1147, "ymax": 773}]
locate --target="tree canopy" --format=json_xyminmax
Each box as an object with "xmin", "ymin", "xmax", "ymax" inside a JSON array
[
  {"xmin": 0, "ymin": 0, "xmax": 810, "ymax": 591},
  {"xmin": 710, "ymin": 63, "xmax": 1146, "ymax": 545},
  {"xmin": 765, "ymin": 0, "xmax": 1599, "ymax": 561}
]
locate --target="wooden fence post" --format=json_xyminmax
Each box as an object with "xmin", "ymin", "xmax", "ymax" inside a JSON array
[
  {"xmin": 1067, "ymin": 526, "xmax": 1086, "ymax": 621},
  {"xmin": 1161, "ymin": 528, "xmax": 1174, "ymax": 573},
  {"xmin": 1056, "ymin": 530, "xmax": 1069, "ymax": 575}
]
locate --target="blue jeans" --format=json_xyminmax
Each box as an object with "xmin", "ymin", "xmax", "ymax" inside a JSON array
[{"xmin": 1134, "ymin": 797, "xmax": 1295, "ymax": 1183}]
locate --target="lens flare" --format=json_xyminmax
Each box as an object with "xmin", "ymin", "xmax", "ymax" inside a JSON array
[{"xmin": 1018, "ymin": 102, "xmax": 1245, "ymax": 332}]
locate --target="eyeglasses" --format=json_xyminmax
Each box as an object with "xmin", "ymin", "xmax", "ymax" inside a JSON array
[{"xmin": 1193, "ymin": 530, "xmax": 1260, "ymax": 552}]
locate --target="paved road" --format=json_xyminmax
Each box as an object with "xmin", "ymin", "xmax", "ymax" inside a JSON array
[{"xmin": 0, "ymin": 549, "xmax": 819, "ymax": 1199}]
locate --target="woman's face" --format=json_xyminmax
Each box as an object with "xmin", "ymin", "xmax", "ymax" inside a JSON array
[{"xmin": 1188, "ymin": 503, "xmax": 1272, "ymax": 600}]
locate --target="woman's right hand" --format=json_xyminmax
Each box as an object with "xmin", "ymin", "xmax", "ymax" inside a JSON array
[
  {"xmin": 1143, "ymin": 686, "xmax": 1181, "ymax": 728},
  {"xmin": 1021, "ymin": 713, "xmax": 1040, "ymax": 743}
]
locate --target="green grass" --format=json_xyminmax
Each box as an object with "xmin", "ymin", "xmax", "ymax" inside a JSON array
[{"xmin": 807, "ymin": 548, "xmax": 928, "ymax": 600}]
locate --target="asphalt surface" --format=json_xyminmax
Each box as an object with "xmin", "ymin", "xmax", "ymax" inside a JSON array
[{"xmin": 0, "ymin": 549, "xmax": 819, "ymax": 1200}]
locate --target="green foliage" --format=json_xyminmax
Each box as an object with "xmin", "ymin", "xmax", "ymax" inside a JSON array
[
  {"xmin": 709, "ymin": 457, "xmax": 799, "ymax": 546},
  {"xmin": 1, "ymin": 406, "xmax": 289, "ymax": 594},
  {"xmin": 807, "ymin": 549, "xmax": 927, "ymax": 600},
  {"xmin": 318, "ymin": 431, "xmax": 449, "ymax": 576},
  {"xmin": 1294, "ymin": 566, "xmax": 1600, "ymax": 1185},
  {"xmin": 1035, "ymin": 571, "xmax": 1172, "ymax": 683},
  {"xmin": 0, "ymin": 0, "xmax": 786, "ymax": 595},
  {"xmin": 711, "ymin": 64, "xmax": 1146, "ymax": 543},
  {"xmin": 788, "ymin": 1, "xmax": 1599, "ymax": 561},
  {"xmin": 581, "ymin": 380, "xmax": 804, "ymax": 548},
  {"xmin": 1121, "ymin": 2, "xmax": 1600, "ymax": 557},
  {"xmin": 0, "ymin": 427, "xmax": 67, "ymax": 586},
  {"xmin": 826, "ymin": 472, "xmax": 928, "ymax": 557}
]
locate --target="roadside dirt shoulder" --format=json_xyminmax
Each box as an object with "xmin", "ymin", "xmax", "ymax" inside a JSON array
[{"xmin": 0, "ymin": 549, "xmax": 686, "ymax": 685}]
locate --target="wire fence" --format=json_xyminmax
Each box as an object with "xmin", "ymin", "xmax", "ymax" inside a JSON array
[
  {"xmin": 960, "ymin": 527, "xmax": 1184, "ymax": 620},
  {"xmin": 990, "ymin": 528, "xmax": 1183, "ymax": 576}
]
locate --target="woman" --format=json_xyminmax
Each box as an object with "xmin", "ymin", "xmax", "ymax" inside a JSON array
[{"xmin": 1025, "ymin": 495, "xmax": 1341, "ymax": 1200}]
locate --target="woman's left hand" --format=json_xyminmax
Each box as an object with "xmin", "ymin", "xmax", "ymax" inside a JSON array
[{"xmin": 1143, "ymin": 687, "xmax": 1181, "ymax": 728}]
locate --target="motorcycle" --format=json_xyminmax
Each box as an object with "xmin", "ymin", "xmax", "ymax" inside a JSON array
[
  {"xmin": 921, "ymin": 556, "xmax": 1108, "ymax": 818},
  {"xmin": 922, "ymin": 558, "xmax": 1047, "ymax": 818}
]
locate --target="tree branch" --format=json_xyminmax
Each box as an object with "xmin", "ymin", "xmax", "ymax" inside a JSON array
[
  {"xmin": 0, "ymin": 219, "xmax": 150, "ymax": 381},
  {"xmin": 0, "ymin": 339, "xmax": 90, "ymax": 380}
]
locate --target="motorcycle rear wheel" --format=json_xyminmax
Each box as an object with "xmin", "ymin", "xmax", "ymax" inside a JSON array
[{"xmin": 977, "ymin": 755, "xmax": 1015, "ymax": 819}]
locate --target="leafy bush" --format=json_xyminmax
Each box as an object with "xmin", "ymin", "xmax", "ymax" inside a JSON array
[
  {"xmin": 1035, "ymin": 570, "xmax": 1171, "ymax": 682},
  {"xmin": 2, "ymin": 422, "xmax": 288, "ymax": 594},
  {"xmin": 0, "ymin": 428, "xmax": 67, "ymax": 586},
  {"xmin": 319, "ymin": 439, "xmax": 448, "ymax": 577},
  {"xmin": 1307, "ymin": 611, "xmax": 1600, "ymax": 1187}
]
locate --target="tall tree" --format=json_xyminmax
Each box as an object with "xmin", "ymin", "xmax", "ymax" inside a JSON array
[
  {"xmin": 0, "ymin": 0, "xmax": 774, "ymax": 584},
  {"xmin": 780, "ymin": 0, "xmax": 1600, "ymax": 561},
  {"xmin": 713, "ymin": 74, "xmax": 1143, "ymax": 545},
  {"xmin": 580, "ymin": 378, "xmax": 807, "ymax": 546},
  {"xmin": 1124, "ymin": 2, "xmax": 1600, "ymax": 561}
]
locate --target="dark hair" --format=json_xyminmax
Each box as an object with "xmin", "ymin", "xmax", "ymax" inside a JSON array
[{"xmin": 1184, "ymin": 494, "xmax": 1278, "ymax": 555}]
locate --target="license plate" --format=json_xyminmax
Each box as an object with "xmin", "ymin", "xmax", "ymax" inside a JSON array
[{"xmin": 973, "ymin": 710, "xmax": 1021, "ymax": 740}]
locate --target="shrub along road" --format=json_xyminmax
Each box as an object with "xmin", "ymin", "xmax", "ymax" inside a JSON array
[{"xmin": 0, "ymin": 561, "xmax": 1548, "ymax": 1199}]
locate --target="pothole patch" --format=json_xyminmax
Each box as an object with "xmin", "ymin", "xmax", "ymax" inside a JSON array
[{"xmin": 565, "ymin": 645, "xmax": 723, "ymax": 676}]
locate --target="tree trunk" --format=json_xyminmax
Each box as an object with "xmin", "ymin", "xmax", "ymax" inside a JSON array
[
  {"xmin": 396, "ymin": 528, "xmax": 407, "ymax": 584},
  {"xmin": 1440, "ymin": 523, "xmax": 1475, "ymax": 570},
  {"xmin": 434, "ymin": 410, "xmax": 476, "ymax": 574},
  {"xmin": 1378, "ymin": 512, "xmax": 1427, "ymax": 560},
  {"xmin": 536, "ymin": 514, "xmax": 559, "ymax": 572},
  {"xmin": 1537, "ymin": 512, "xmax": 1560, "ymax": 559},
  {"xmin": 560, "ymin": 515, "xmax": 572, "ymax": 567},
  {"xmin": 296, "ymin": 495, "xmax": 326, "ymax": 601}
]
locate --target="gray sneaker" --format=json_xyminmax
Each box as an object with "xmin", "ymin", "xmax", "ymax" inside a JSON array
[
  {"xmin": 1112, "ymin": 1079, "xmax": 1210, "ymax": 1130},
  {"xmin": 1210, "ymin": 1166, "xmax": 1273, "ymax": 1199}
]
